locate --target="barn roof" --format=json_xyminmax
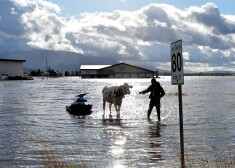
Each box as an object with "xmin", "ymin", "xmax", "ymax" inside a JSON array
[
  {"xmin": 0, "ymin": 59, "xmax": 26, "ymax": 62},
  {"xmin": 100, "ymin": 62, "xmax": 155, "ymax": 72},
  {"xmin": 80, "ymin": 62, "xmax": 155, "ymax": 73},
  {"xmin": 80, "ymin": 65, "xmax": 111, "ymax": 70}
]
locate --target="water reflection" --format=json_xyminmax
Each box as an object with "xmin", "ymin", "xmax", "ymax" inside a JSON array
[
  {"xmin": 102, "ymin": 115, "xmax": 127, "ymax": 167},
  {"xmin": 102, "ymin": 115, "xmax": 122, "ymax": 126},
  {"xmin": 0, "ymin": 77, "xmax": 234, "ymax": 167},
  {"xmin": 147, "ymin": 119, "xmax": 162, "ymax": 161}
]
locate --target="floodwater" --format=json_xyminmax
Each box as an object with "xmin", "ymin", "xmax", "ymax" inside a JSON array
[{"xmin": 0, "ymin": 76, "xmax": 234, "ymax": 167}]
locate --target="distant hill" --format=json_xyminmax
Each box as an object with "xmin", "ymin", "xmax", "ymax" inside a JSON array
[
  {"xmin": 2, "ymin": 50, "xmax": 233, "ymax": 75},
  {"xmin": 204, "ymin": 70, "xmax": 234, "ymax": 74},
  {"xmin": 0, "ymin": 50, "xmax": 118, "ymax": 72},
  {"xmin": 186, "ymin": 70, "xmax": 235, "ymax": 76}
]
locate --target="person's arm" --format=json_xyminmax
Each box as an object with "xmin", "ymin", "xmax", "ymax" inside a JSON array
[
  {"xmin": 159, "ymin": 85, "xmax": 165, "ymax": 98},
  {"xmin": 139, "ymin": 90, "xmax": 147, "ymax": 94},
  {"xmin": 139, "ymin": 86, "xmax": 151, "ymax": 94}
]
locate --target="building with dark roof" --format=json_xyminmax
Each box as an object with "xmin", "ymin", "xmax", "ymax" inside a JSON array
[
  {"xmin": 0, "ymin": 59, "xmax": 26, "ymax": 78},
  {"xmin": 80, "ymin": 62, "xmax": 154, "ymax": 78}
]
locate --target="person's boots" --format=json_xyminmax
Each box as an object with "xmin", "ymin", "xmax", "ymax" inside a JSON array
[
  {"xmin": 158, "ymin": 116, "xmax": 161, "ymax": 121},
  {"xmin": 147, "ymin": 110, "xmax": 151, "ymax": 119},
  {"xmin": 157, "ymin": 110, "xmax": 161, "ymax": 121}
]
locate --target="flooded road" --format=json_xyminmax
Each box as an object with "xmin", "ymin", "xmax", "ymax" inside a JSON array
[{"xmin": 0, "ymin": 76, "xmax": 234, "ymax": 167}]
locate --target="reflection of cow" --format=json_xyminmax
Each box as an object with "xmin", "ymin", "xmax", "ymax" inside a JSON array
[{"xmin": 102, "ymin": 83, "xmax": 132, "ymax": 118}]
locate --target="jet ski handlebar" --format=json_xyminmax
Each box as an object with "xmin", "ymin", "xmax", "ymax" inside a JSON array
[{"xmin": 76, "ymin": 93, "xmax": 88, "ymax": 97}]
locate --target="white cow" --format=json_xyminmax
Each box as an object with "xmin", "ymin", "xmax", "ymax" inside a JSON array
[{"xmin": 102, "ymin": 83, "xmax": 132, "ymax": 118}]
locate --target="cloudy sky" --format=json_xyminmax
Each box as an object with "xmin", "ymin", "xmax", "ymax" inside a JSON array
[{"xmin": 1, "ymin": 0, "xmax": 235, "ymax": 72}]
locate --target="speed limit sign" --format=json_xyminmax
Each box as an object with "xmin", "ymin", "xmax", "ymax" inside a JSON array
[
  {"xmin": 171, "ymin": 39, "xmax": 184, "ymax": 85},
  {"xmin": 171, "ymin": 40, "xmax": 185, "ymax": 166}
]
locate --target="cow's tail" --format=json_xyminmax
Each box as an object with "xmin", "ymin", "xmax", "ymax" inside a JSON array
[{"xmin": 103, "ymin": 98, "xmax": 106, "ymax": 111}]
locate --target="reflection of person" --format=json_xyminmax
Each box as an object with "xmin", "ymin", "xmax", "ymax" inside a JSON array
[
  {"xmin": 139, "ymin": 78, "xmax": 165, "ymax": 120},
  {"xmin": 148, "ymin": 120, "xmax": 161, "ymax": 160}
]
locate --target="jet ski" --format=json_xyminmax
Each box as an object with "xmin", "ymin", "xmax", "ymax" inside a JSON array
[{"xmin": 66, "ymin": 93, "xmax": 92, "ymax": 116}]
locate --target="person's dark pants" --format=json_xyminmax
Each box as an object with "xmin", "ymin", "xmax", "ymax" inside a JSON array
[{"xmin": 147, "ymin": 99, "xmax": 161, "ymax": 121}]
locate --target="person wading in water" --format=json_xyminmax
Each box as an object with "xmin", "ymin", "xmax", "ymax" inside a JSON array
[{"xmin": 139, "ymin": 78, "xmax": 165, "ymax": 121}]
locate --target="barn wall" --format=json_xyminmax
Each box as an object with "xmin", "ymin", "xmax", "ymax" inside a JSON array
[
  {"xmin": 80, "ymin": 63, "xmax": 154, "ymax": 78},
  {"xmin": 0, "ymin": 61, "xmax": 24, "ymax": 76},
  {"xmin": 80, "ymin": 69, "xmax": 98, "ymax": 75},
  {"xmin": 102, "ymin": 63, "xmax": 154, "ymax": 78}
]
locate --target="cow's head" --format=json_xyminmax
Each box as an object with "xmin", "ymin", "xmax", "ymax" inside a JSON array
[{"xmin": 121, "ymin": 83, "xmax": 133, "ymax": 95}]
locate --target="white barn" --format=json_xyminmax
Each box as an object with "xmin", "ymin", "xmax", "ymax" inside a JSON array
[
  {"xmin": 0, "ymin": 59, "xmax": 26, "ymax": 77},
  {"xmin": 80, "ymin": 62, "xmax": 154, "ymax": 78}
]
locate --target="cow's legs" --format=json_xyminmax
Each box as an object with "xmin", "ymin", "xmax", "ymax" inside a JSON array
[
  {"xmin": 114, "ymin": 104, "xmax": 120, "ymax": 118},
  {"xmin": 117, "ymin": 106, "xmax": 120, "ymax": 119},
  {"xmin": 114, "ymin": 104, "xmax": 117, "ymax": 112},
  {"xmin": 109, "ymin": 103, "xmax": 112, "ymax": 118},
  {"xmin": 116, "ymin": 101, "xmax": 122, "ymax": 119}
]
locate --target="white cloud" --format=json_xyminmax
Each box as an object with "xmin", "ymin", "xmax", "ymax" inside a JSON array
[
  {"xmin": 183, "ymin": 52, "xmax": 190, "ymax": 61},
  {"xmin": 0, "ymin": 1, "xmax": 234, "ymax": 72},
  {"xmin": 11, "ymin": 0, "xmax": 61, "ymax": 13}
]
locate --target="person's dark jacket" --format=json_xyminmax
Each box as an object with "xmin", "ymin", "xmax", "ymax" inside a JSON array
[{"xmin": 140, "ymin": 82, "xmax": 165, "ymax": 100}]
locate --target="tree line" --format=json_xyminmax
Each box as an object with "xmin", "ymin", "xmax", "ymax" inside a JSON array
[{"xmin": 30, "ymin": 68, "xmax": 81, "ymax": 77}]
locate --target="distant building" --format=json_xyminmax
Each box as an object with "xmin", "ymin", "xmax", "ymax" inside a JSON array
[
  {"xmin": 80, "ymin": 62, "xmax": 154, "ymax": 78},
  {"xmin": 80, "ymin": 65, "xmax": 111, "ymax": 78},
  {"xmin": 0, "ymin": 59, "xmax": 26, "ymax": 77}
]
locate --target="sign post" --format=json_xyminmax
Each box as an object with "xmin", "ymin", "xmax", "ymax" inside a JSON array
[{"xmin": 171, "ymin": 39, "xmax": 185, "ymax": 168}]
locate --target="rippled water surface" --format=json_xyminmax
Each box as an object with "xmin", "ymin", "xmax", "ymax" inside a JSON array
[{"xmin": 0, "ymin": 76, "xmax": 234, "ymax": 167}]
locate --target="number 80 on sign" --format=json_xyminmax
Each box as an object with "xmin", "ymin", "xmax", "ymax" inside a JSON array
[{"xmin": 171, "ymin": 40, "xmax": 184, "ymax": 85}]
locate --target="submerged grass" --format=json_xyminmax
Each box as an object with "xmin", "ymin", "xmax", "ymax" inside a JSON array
[
  {"xmin": 1, "ymin": 144, "xmax": 234, "ymax": 168},
  {"xmin": 41, "ymin": 155, "xmax": 235, "ymax": 168},
  {"xmin": 35, "ymin": 138, "xmax": 88, "ymax": 168},
  {"xmin": 0, "ymin": 137, "xmax": 234, "ymax": 168},
  {"xmin": 186, "ymin": 156, "xmax": 235, "ymax": 168}
]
